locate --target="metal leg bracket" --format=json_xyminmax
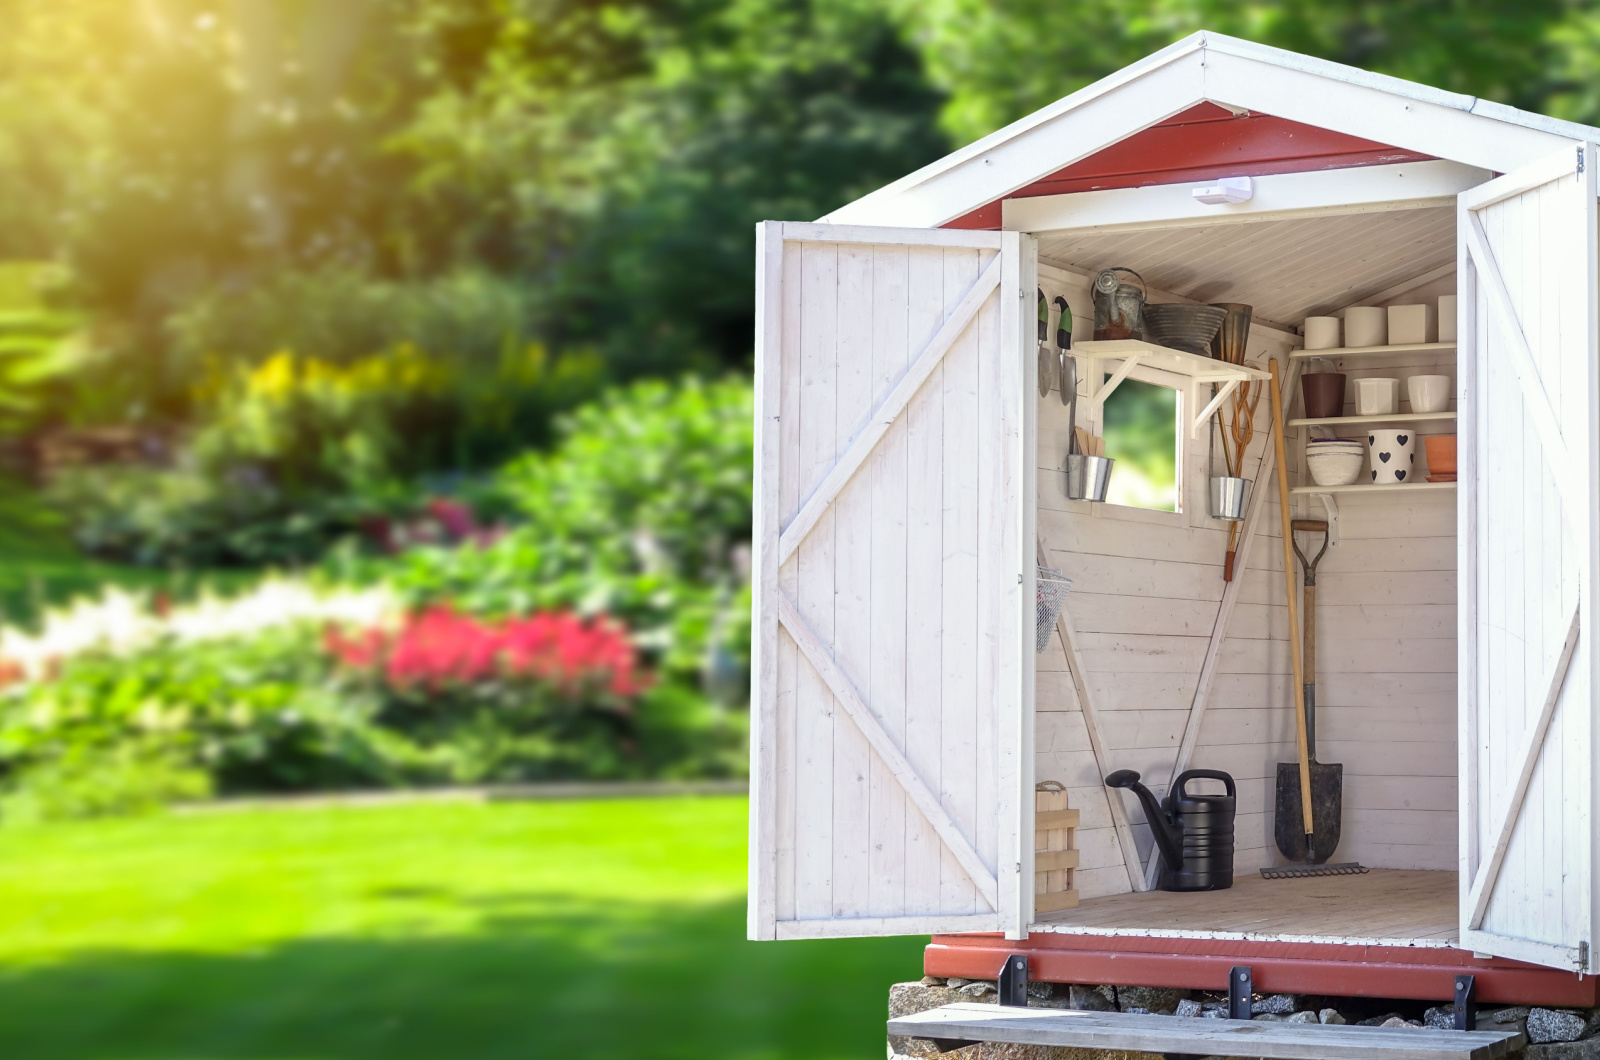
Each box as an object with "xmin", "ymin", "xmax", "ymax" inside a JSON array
[
  {"xmin": 1454, "ymin": 974, "xmax": 1477, "ymax": 1031},
  {"xmin": 998, "ymin": 954, "xmax": 1029, "ymax": 1007},
  {"xmin": 1228, "ymin": 965, "xmax": 1253, "ymax": 1021}
]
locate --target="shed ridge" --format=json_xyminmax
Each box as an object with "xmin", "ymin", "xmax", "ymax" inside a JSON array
[{"xmin": 824, "ymin": 31, "xmax": 1600, "ymax": 230}]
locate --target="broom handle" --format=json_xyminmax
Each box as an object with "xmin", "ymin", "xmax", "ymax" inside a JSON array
[{"xmin": 1268, "ymin": 358, "xmax": 1315, "ymax": 837}]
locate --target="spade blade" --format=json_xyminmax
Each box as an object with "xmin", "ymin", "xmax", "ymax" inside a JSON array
[{"xmin": 1274, "ymin": 759, "xmax": 1343, "ymax": 864}]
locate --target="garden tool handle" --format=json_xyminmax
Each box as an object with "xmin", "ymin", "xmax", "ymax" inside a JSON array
[{"xmin": 1268, "ymin": 358, "xmax": 1315, "ymax": 838}]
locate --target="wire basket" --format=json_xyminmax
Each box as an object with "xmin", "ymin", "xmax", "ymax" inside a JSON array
[{"xmin": 1036, "ymin": 567, "xmax": 1073, "ymax": 653}]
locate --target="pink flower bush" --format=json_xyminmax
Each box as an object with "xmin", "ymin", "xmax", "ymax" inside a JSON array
[{"xmin": 325, "ymin": 607, "xmax": 649, "ymax": 700}]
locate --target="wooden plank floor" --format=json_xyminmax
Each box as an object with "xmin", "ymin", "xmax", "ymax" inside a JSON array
[{"xmin": 1031, "ymin": 869, "xmax": 1459, "ymax": 947}]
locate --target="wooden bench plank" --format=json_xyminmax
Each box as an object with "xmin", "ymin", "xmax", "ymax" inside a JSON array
[
  {"xmin": 1034, "ymin": 849, "xmax": 1080, "ymax": 871},
  {"xmin": 888, "ymin": 1004, "xmax": 1525, "ymax": 1060},
  {"xmin": 1035, "ymin": 809, "xmax": 1080, "ymax": 828}
]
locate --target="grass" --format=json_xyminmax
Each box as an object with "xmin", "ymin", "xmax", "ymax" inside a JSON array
[{"xmin": 0, "ymin": 795, "xmax": 925, "ymax": 1059}]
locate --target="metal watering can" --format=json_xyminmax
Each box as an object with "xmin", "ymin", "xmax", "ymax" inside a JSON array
[{"xmin": 1092, "ymin": 267, "xmax": 1147, "ymax": 341}]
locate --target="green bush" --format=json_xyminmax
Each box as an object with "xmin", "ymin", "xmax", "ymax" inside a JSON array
[
  {"xmin": 49, "ymin": 339, "xmax": 605, "ymax": 566},
  {"xmin": 0, "ymin": 608, "xmax": 745, "ymax": 819},
  {"xmin": 365, "ymin": 376, "xmax": 755, "ymax": 700}
]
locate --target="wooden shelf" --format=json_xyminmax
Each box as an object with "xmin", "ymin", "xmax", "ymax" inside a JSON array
[
  {"xmin": 1291, "ymin": 481, "xmax": 1456, "ymax": 496},
  {"xmin": 1289, "ymin": 411, "xmax": 1457, "ymax": 427},
  {"xmin": 1291, "ymin": 341, "xmax": 1455, "ymax": 359},
  {"xmin": 1074, "ymin": 340, "xmax": 1269, "ymax": 439}
]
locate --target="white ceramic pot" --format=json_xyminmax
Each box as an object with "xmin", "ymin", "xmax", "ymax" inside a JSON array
[
  {"xmin": 1307, "ymin": 450, "xmax": 1365, "ymax": 486},
  {"xmin": 1354, "ymin": 377, "xmax": 1400, "ymax": 416},
  {"xmin": 1387, "ymin": 304, "xmax": 1435, "ymax": 345},
  {"xmin": 1408, "ymin": 374, "xmax": 1451, "ymax": 414},
  {"xmin": 1345, "ymin": 307, "xmax": 1387, "ymax": 348},
  {"xmin": 1368, "ymin": 428, "xmax": 1418, "ymax": 484},
  {"xmin": 1438, "ymin": 295, "xmax": 1458, "ymax": 343},
  {"xmin": 1303, "ymin": 316, "xmax": 1342, "ymax": 350}
]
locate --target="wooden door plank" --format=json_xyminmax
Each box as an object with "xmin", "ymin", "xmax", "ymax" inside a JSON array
[
  {"xmin": 902, "ymin": 245, "xmax": 948, "ymax": 917},
  {"xmin": 778, "ymin": 594, "xmax": 1001, "ymax": 910},
  {"xmin": 866, "ymin": 243, "xmax": 911, "ymax": 917},
  {"xmin": 1462, "ymin": 213, "xmax": 1577, "ymax": 509},
  {"xmin": 778, "ymin": 253, "xmax": 1002, "ymax": 565},
  {"xmin": 1465, "ymin": 577, "xmax": 1582, "ymax": 929},
  {"xmin": 793, "ymin": 240, "xmax": 839, "ymax": 922},
  {"xmin": 749, "ymin": 222, "xmax": 784, "ymax": 939}
]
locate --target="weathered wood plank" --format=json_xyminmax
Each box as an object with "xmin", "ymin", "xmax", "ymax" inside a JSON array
[{"xmin": 889, "ymin": 1003, "xmax": 1524, "ymax": 1060}]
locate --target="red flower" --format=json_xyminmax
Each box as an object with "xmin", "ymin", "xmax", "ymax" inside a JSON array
[{"xmin": 326, "ymin": 607, "xmax": 650, "ymax": 701}]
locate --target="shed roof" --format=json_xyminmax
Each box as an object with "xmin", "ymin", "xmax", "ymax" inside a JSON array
[{"xmin": 823, "ymin": 32, "xmax": 1600, "ymax": 230}]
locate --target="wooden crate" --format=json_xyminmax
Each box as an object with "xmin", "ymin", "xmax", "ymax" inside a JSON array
[{"xmin": 1035, "ymin": 781, "xmax": 1080, "ymax": 913}]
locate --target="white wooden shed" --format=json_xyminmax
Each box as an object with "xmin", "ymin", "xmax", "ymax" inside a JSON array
[{"xmin": 748, "ymin": 31, "xmax": 1600, "ymax": 1001}]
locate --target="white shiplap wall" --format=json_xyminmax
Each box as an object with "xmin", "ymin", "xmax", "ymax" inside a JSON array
[{"xmin": 1034, "ymin": 261, "xmax": 1460, "ymax": 899}]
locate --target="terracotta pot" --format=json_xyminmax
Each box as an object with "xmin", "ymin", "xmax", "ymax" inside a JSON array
[
  {"xmin": 1301, "ymin": 373, "xmax": 1346, "ymax": 420},
  {"xmin": 1424, "ymin": 435, "xmax": 1457, "ymax": 475}
]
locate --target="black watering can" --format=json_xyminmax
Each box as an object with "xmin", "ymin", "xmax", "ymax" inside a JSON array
[{"xmin": 1105, "ymin": 769, "xmax": 1236, "ymax": 892}]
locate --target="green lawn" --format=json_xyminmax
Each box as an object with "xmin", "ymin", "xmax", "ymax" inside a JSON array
[{"xmin": 0, "ymin": 795, "xmax": 924, "ymax": 1059}]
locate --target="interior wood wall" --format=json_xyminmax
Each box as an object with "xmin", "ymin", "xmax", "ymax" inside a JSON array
[{"xmin": 1034, "ymin": 261, "xmax": 1459, "ymax": 900}]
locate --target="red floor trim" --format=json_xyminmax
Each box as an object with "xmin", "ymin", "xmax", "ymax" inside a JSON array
[{"xmin": 926, "ymin": 933, "xmax": 1597, "ymax": 1007}]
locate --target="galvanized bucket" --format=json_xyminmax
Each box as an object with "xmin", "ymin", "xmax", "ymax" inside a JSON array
[
  {"xmin": 1209, "ymin": 476, "xmax": 1251, "ymax": 521},
  {"xmin": 1066, "ymin": 454, "xmax": 1115, "ymax": 502},
  {"xmin": 1092, "ymin": 268, "xmax": 1147, "ymax": 341}
]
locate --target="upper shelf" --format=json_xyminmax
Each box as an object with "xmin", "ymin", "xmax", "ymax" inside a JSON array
[
  {"xmin": 1075, "ymin": 339, "xmax": 1272, "ymax": 383},
  {"xmin": 1073, "ymin": 340, "xmax": 1270, "ymax": 439},
  {"xmin": 1288, "ymin": 411, "xmax": 1457, "ymax": 428},
  {"xmin": 1291, "ymin": 481, "xmax": 1456, "ymax": 496},
  {"xmin": 1290, "ymin": 341, "xmax": 1456, "ymax": 360}
]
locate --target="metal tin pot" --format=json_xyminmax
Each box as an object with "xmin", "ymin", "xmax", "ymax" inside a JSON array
[
  {"xmin": 1209, "ymin": 476, "xmax": 1251, "ymax": 521},
  {"xmin": 1066, "ymin": 454, "xmax": 1114, "ymax": 502},
  {"xmin": 1092, "ymin": 268, "xmax": 1147, "ymax": 341}
]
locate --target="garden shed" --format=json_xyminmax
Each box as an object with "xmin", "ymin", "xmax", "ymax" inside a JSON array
[{"xmin": 749, "ymin": 31, "xmax": 1600, "ymax": 1016}]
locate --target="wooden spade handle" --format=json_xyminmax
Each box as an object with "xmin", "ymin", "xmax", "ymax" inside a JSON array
[
  {"xmin": 1268, "ymin": 358, "xmax": 1315, "ymax": 836},
  {"xmin": 1303, "ymin": 580, "xmax": 1316, "ymax": 707}
]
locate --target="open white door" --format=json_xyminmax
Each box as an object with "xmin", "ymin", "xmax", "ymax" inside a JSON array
[
  {"xmin": 1458, "ymin": 143, "xmax": 1600, "ymax": 972},
  {"xmin": 748, "ymin": 222, "xmax": 1037, "ymax": 940}
]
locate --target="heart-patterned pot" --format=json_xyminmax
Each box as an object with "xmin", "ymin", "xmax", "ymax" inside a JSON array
[{"xmin": 1368, "ymin": 428, "xmax": 1417, "ymax": 485}]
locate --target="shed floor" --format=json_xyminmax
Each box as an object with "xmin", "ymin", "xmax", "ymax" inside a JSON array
[{"xmin": 1031, "ymin": 868, "xmax": 1458, "ymax": 947}]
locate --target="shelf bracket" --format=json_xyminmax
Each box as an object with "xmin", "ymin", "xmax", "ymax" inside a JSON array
[
  {"xmin": 1088, "ymin": 353, "xmax": 1142, "ymax": 411},
  {"xmin": 1190, "ymin": 378, "xmax": 1240, "ymax": 440},
  {"xmin": 1305, "ymin": 492, "xmax": 1341, "ymax": 546}
]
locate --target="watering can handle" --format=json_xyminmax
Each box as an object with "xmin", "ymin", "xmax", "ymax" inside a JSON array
[
  {"xmin": 1110, "ymin": 267, "xmax": 1147, "ymax": 302},
  {"xmin": 1175, "ymin": 769, "xmax": 1236, "ymax": 799}
]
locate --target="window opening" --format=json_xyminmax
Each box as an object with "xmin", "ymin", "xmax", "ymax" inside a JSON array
[{"xmin": 1102, "ymin": 379, "xmax": 1179, "ymax": 512}]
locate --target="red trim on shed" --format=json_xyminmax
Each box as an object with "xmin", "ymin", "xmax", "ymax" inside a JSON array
[
  {"xmin": 944, "ymin": 103, "xmax": 1434, "ymax": 230},
  {"xmin": 926, "ymin": 932, "xmax": 1598, "ymax": 1007}
]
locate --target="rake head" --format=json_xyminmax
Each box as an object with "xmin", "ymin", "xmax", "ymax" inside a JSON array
[{"xmin": 1259, "ymin": 862, "xmax": 1369, "ymax": 880}]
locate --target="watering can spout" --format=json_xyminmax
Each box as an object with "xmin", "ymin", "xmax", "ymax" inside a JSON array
[{"xmin": 1105, "ymin": 769, "xmax": 1184, "ymax": 870}]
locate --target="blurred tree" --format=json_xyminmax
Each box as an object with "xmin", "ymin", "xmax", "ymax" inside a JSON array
[
  {"xmin": 0, "ymin": 0, "xmax": 948, "ymax": 424},
  {"xmin": 897, "ymin": 1, "xmax": 1582, "ymax": 146}
]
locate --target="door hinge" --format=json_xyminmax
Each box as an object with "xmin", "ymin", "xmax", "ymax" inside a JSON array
[
  {"xmin": 1579, "ymin": 940, "xmax": 1590, "ymax": 971},
  {"xmin": 1579, "ymin": 146, "xmax": 1587, "ymax": 180}
]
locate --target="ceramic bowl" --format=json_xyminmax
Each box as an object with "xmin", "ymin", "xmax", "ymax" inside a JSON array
[
  {"xmin": 1368, "ymin": 428, "xmax": 1418, "ymax": 484},
  {"xmin": 1307, "ymin": 450, "xmax": 1365, "ymax": 486}
]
